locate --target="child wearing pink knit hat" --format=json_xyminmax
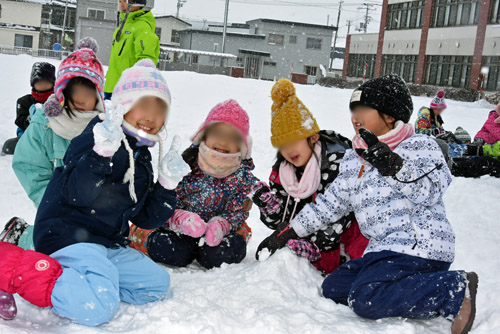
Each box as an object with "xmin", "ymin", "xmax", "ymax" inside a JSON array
[{"xmin": 129, "ymin": 99, "xmax": 258, "ymax": 269}]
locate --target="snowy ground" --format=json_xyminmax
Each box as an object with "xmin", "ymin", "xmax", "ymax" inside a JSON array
[{"xmin": 0, "ymin": 54, "xmax": 499, "ymax": 334}]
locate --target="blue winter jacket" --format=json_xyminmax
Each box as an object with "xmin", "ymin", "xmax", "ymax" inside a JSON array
[{"xmin": 33, "ymin": 116, "xmax": 177, "ymax": 255}]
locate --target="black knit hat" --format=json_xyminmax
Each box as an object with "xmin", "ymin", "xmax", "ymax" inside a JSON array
[
  {"xmin": 30, "ymin": 62, "xmax": 56, "ymax": 88},
  {"xmin": 349, "ymin": 74, "xmax": 414, "ymax": 123}
]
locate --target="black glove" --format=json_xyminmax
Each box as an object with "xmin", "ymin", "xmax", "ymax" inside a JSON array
[
  {"xmin": 464, "ymin": 144, "xmax": 483, "ymax": 156},
  {"xmin": 355, "ymin": 128, "xmax": 404, "ymax": 177},
  {"xmin": 472, "ymin": 138, "xmax": 485, "ymax": 146},
  {"xmin": 255, "ymin": 223, "xmax": 298, "ymax": 260}
]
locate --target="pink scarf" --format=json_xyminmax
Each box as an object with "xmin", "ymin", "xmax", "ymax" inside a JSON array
[
  {"xmin": 353, "ymin": 121, "xmax": 415, "ymax": 152},
  {"xmin": 279, "ymin": 142, "xmax": 322, "ymax": 200},
  {"xmin": 198, "ymin": 141, "xmax": 242, "ymax": 178}
]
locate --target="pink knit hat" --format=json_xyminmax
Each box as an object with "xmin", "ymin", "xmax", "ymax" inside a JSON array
[
  {"xmin": 430, "ymin": 90, "xmax": 447, "ymax": 110},
  {"xmin": 191, "ymin": 99, "xmax": 252, "ymax": 159},
  {"xmin": 54, "ymin": 37, "xmax": 104, "ymax": 107}
]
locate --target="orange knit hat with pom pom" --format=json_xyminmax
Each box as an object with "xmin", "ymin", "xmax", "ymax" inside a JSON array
[{"xmin": 270, "ymin": 79, "xmax": 320, "ymax": 147}]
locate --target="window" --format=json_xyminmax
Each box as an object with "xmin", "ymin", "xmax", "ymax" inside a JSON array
[
  {"xmin": 268, "ymin": 34, "xmax": 284, "ymax": 45},
  {"xmin": 306, "ymin": 38, "xmax": 322, "ymax": 50},
  {"xmin": 484, "ymin": 56, "xmax": 500, "ymax": 91},
  {"xmin": 236, "ymin": 56, "xmax": 244, "ymax": 67},
  {"xmin": 348, "ymin": 54, "xmax": 377, "ymax": 79},
  {"xmin": 289, "ymin": 35, "xmax": 297, "ymax": 44},
  {"xmin": 424, "ymin": 55, "xmax": 473, "ymax": 88},
  {"xmin": 88, "ymin": 8, "xmax": 105, "ymax": 20},
  {"xmin": 254, "ymin": 27, "xmax": 259, "ymax": 34},
  {"xmin": 431, "ymin": 0, "xmax": 481, "ymax": 27},
  {"xmin": 386, "ymin": 1, "xmax": 425, "ymax": 30},
  {"xmin": 491, "ymin": 0, "xmax": 500, "ymax": 23},
  {"xmin": 304, "ymin": 65, "xmax": 317, "ymax": 76},
  {"xmin": 192, "ymin": 54, "xmax": 199, "ymax": 64},
  {"xmin": 15, "ymin": 34, "xmax": 33, "ymax": 48},
  {"xmin": 381, "ymin": 54, "xmax": 417, "ymax": 83},
  {"xmin": 155, "ymin": 27, "xmax": 162, "ymax": 40},
  {"xmin": 171, "ymin": 30, "xmax": 181, "ymax": 44},
  {"xmin": 264, "ymin": 61, "xmax": 277, "ymax": 67},
  {"xmin": 0, "ymin": 4, "xmax": 2, "ymax": 18}
]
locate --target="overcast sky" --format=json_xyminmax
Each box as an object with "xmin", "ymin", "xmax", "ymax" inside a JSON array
[{"xmin": 151, "ymin": 0, "xmax": 384, "ymax": 47}]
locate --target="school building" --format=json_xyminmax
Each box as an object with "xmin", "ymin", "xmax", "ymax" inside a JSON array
[{"xmin": 344, "ymin": 0, "xmax": 500, "ymax": 91}]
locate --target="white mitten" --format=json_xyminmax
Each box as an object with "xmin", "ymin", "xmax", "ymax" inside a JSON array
[
  {"xmin": 158, "ymin": 135, "xmax": 191, "ymax": 190},
  {"xmin": 93, "ymin": 100, "xmax": 125, "ymax": 157}
]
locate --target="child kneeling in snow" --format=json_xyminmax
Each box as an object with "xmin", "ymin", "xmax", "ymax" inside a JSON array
[
  {"xmin": 129, "ymin": 99, "xmax": 257, "ymax": 269},
  {"xmin": 251, "ymin": 79, "xmax": 368, "ymax": 274},
  {"xmin": 259, "ymin": 75, "xmax": 478, "ymax": 334},
  {"xmin": 0, "ymin": 59, "xmax": 189, "ymax": 326}
]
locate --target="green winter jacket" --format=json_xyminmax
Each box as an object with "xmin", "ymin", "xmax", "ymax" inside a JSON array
[
  {"xmin": 12, "ymin": 107, "xmax": 70, "ymax": 208},
  {"xmin": 104, "ymin": 10, "xmax": 160, "ymax": 94}
]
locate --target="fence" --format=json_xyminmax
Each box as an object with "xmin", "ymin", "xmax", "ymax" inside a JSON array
[{"xmin": 0, "ymin": 45, "xmax": 70, "ymax": 60}]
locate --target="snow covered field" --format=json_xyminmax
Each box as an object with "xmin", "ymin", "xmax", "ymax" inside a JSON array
[{"xmin": 0, "ymin": 54, "xmax": 499, "ymax": 334}]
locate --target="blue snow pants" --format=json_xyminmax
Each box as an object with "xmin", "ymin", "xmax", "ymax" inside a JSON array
[
  {"xmin": 50, "ymin": 243, "xmax": 170, "ymax": 326},
  {"xmin": 147, "ymin": 229, "xmax": 247, "ymax": 269},
  {"xmin": 321, "ymin": 250, "xmax": 466, "ymax": 320}
]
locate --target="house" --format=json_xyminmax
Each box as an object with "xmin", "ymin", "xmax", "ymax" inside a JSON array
[
  {"xmin": 155, "ymin": 15, "xmax": 191, "ymax": 48},
  {"xmin": 176, "ymin": 18, "xmax": 336, "ymax": 82},
  {"xmin": 0, "ymin": 0, "xmax": 42, "ymax": 49},
  {"xmin": 344, "ymin": 0, "xmax": 500, "ymax": 91},
  {"xmin": 75, "ymin": 0, "xmax": 118, "ymax": 65}
]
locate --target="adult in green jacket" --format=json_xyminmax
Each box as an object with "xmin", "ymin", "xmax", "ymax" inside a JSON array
[{"xmin": 104, "ymin": 0, "xmax": 160, "ymax": 98}]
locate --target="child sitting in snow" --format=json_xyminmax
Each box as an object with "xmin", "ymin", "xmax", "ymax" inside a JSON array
[
  {"xmin": 2, "ymin": 62, "xmax": 56, "ymax": 155},
  {"xmin": 0, "ymin": 59, "xmax": 189, "ymax": 326},
  {"xmin": 259, "ymin": 75, "xmax": 478, "ymax": 334},
  {"xmin": 129, "ymin": 99, "xmax": 257, "ymax": 269},
  {"xmin": 251, "ymin": 79, "xmax": 368, "ymax": 274},
  {"xmin": 2, "ymin": 38, "xmax": 106, "ymax": 254},
  {"xmin": 415, "ymin": 89, "xmax": 447, "ymax": 136}
]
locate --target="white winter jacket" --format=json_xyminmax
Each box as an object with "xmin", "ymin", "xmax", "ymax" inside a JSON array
[{"xmin": 290, "ymin": 134, "xmax": 455, "ymax": 263}]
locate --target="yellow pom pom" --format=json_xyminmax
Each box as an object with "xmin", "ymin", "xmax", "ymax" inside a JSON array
[{"xmin": 271, "ymin": 79, "xmax": 296, "ymax": 105}]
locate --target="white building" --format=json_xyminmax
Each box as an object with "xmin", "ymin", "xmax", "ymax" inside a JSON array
[{"xmin": 0, "ymin": 0, "xmax": 42, "ymax": 49}]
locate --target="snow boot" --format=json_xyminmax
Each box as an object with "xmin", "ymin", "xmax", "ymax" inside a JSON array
[
  {"xmin": 0, "ymin": 217, "xmax": 29, "ymax": 245},
  {"xmin": 451, "ymin": 272, "xmax": 478, "ymax": 334},
  {"xmin": 1, "ymin": 137, "xmax": 19, "ymax": 156},
  {"xmin": 0, "ymin": 242, "xmax": 62, "ymax": 307},
  {"xmin": 0, "ymin": 291, "xmax": 16, "ymax": 320}
]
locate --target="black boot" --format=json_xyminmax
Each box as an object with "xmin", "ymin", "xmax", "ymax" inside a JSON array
[
  {"xmin": 0, "ymin": 217, "xmax": 28, "ymax": 245},
  {"xmin": 451, "ymin": 157, "xmax": 500, "ymax": 178}
]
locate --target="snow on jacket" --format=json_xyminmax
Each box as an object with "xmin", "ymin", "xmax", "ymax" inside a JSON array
[
  {"xmin": 415, "ymin": 107, "xmax": 445, "ymax": 136},
  {"xmin": 291, "ymin": 134, "xmax": 455, "ymax": 263},
  {"xmin": 33, "ymin": 116, "xmax": 176, "ymax": 255},
  {"xmin": 256, "ymin": 130, "xmax": 357, "ymax": 251},
  {"xmin": 175, "ymin": 153, "xmax": 258, "ymax": 232},
  {"xmin": 12, "ymin": 105, "xmax": 70, "ymax": 207},
  {"xmin": 104, "ymin": 10, "xmax": 160, "ymax": 94},
  {"xmin": 475, "ymin": 110, "xmax": 500, "ymax": 144}
]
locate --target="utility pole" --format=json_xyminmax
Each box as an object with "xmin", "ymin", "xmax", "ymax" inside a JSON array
[
  {"xmin": 176, "ymin": 0, "xmax": 187, "ymax": 18},
  {"xmin": 330, "ymin": 0, "xmax": 343, "ymax": 71},
  {"xmin": 346, "ymin": 19, "xmax": 352, "ymax": 35},
  {"xmin": 61, "ymin": 0, "xmax": 69, "ymax": 49},
  {"xmin": 357, "ymin": 3, "xmax": 375, "ymax": 33},
  {"xmin": 221, "ymin": 0, "xmax": 230, "ymax": 67}
]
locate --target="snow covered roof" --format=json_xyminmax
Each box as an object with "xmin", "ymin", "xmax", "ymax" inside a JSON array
[
  {"xmin": 0, "ymin": 23, "xmax": 38, "ymax": 32},
  {"xmin": 19, "ymin": 0, "xmax": 77, "ymax": 8},
  {"xmin": 160, "ymin": 47, "xmax": 237, "ymax": 58}
]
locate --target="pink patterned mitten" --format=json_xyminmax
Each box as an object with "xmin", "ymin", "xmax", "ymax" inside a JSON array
[
  {"xmin": 286, "ymin": 239, "xmax": 321, "ymax": 261},
  {"xmin": 167, "ymin": 209, "xmax": 207, "ymax": 238},
  {"xmin": 205, "ymin": 217, "xmax": 231, "ymax": 247}
]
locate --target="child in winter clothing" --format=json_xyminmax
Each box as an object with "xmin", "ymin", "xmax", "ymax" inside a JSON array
[
  {"xmin": 16, "ymin": 62, "xmax": 56, "ymax": 136},
  {"xmin": 260, "ymin": 75, "xmax": 478, "ymax": 334},
  {"xmin": 129, "ymin": 99, "xmax": 257, "ymax": 269},
  {"xmin": 415, "ymin": 89, "xmax": 447, "ymax": 136},
  {"xmin": 252, "ymin": 79, "xmax": 368, "ymax": 274},
  {"xmin": 0, "ymin": 59, "xmax": 188, "ymax": 326},
  {"xmin": 474, "ymin": 103, "xmax": 500, "ymax": 145},
  {"xmin": 2, "ymin": 62, "xmax": 56, "ymax": 155},
  {"xmin": 104, "ymin": 0, "xmax": 159, "ymax": 99}
]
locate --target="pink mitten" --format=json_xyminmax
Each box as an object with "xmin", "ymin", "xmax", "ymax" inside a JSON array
[
  {"xmin": 205, "ymin": 217, "xmax": 231, "ymax": 247},
  {"xmin": 286, "ymin": 239, "xmax": 321, "ymax": 261},
  {"xmin": 167, "ymin": 209, "xmax": 207, "ymax": 238}
]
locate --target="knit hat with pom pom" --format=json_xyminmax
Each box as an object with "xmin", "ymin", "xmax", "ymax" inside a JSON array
[
  {"xmin": 45, "ymin": 37, "xmax": 104, "ymax": 117},
  {"xmin": 191, "ymin": 99, "xmax": 252, "ymax": 159},
  {"xmin": 54, "ymin": 37, "xmax": 104, "ymax": 106},
  {"xmin": 430, "ymin": 89, "xmax": 447, "ymax": 110},
  {"xmin": 270, "ymin": 79, "xmax": 319, "ymax": 148},
  {"xmin": 111, "ymin": 58, "xmax": 171, "ymax": 116}
]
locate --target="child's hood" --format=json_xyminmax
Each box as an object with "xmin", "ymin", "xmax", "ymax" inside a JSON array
[{"xmin": 122, "ymin": 9, "xmax": 156, "ymax": 29}]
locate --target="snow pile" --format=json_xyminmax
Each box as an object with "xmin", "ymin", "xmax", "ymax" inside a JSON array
[{"xmin": 0, "ymin": 54, "xmax": 499, "ymax": 333}]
